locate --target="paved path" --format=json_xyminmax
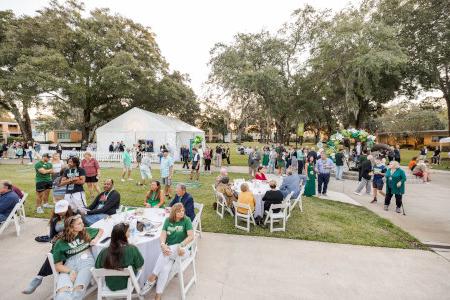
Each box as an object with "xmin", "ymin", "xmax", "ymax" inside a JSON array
[{"xmin": 1, "ymin": 219, "xmax": 450, "ymax": 300}]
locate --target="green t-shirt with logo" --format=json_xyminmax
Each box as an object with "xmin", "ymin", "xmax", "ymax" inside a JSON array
[
  {"xmin": 163, "ymin": 216, "xmax": 193, "ymax": 246},
  {"xmin": 52, "ymin": 227, "xmax": 99, "ymax": 263},
  {"xmin": 35, "ymin": 161, "xmax": 53, "ymax": 183},
  {"xmin": 95, "ymin": 244, "xmax": 144, "ymax": 291}
]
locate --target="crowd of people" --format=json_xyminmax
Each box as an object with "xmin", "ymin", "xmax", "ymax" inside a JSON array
[{"xmin": 0, "ymin": 140, "xmax": 42, "ymax": 164}]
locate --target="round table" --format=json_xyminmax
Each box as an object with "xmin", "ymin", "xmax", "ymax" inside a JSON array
[
  {"xmin": 233, "ymin": 180, "xmax": 271, "ymax": 217},
  {"xmin": 90, "ymin": 208, "xmax": 167, "ymax": 285}
]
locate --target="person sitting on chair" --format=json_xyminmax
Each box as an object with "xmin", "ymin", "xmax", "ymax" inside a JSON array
[
  {"xmin": 279, "ymin": 168, "xmax": 301, "ymax": 199},
  {"xmin": 215, "ymin": 167, "xmax": 228, "ymax": 187},
  {"xmin": 254, "ymin": 166, "xmax": 267, "ymax": 181},
  {"xmin": 82, "ymin": 179, "xmax": 120, "ymax": 226},
  {"xmin": 216, "ymin": 176, "xmax": 237, "ymax": 208},
  {"xmin": 169, "ymin": 183, "xmax": 195, "ymax": 221},
  {"xmin": 95, "ymin": 222, "xmax": 144, "ymax": 291},
  {"xmin": 0, "ymin": 180, "xmax": 20, "ymax": 223},
  {"xmin": 237, "ymin": 183, "xmax": 256, "ymax": 214},
  {"xmin": 262, "ymin": 180, "xmax": 284, "ymax": 214}
]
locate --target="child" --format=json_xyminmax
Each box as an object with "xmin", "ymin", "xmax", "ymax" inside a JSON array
[{"xmin": 371, "ymin": 158, "xmax": 386, "ymax": 203}]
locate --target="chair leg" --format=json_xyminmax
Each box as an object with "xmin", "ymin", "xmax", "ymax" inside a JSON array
[
  {"xmin": 14, "ymin": 217, "xmax": 20, "ymax": 237},
  {"xmin": 198, "ymin": 219, "xmax": 202, "ymax": 238},
  {"xmin": 178, "ymin": 269, "xmax": 186, "ymax": 300}
]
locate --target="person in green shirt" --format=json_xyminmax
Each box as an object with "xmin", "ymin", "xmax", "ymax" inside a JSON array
[
  {"xmin": 144, "ymin": 180, "xmax": 165, "ymax": 208},
  {"xmin": 384, "ymin": 161, "xmax": 407, "ymax": 213},
  {"xmin": 121, "ymin": 148, "xmax": 133, "ymax": 182},
  {"xmin": 141, "ymin": 203, "xmax": 194, "ymax": 298},
  {"xmin": 35, "ymin": 153, "xmax": 54, "ymax": 214},
  {"xmin": 95, "ymin": 223, "xmax": 144, "ymax": 291},
  {"xmin": 52, "ymin": 214, "xmax": 103, "ymax": 300}
]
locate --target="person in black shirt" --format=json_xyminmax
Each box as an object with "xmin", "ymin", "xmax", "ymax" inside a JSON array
[
  {"xmin": 354, "ymin": 155, "xmax": 373, "ymax": 195},
  {"xmin": 334, "ymin": 148, "xmax": 345, "ymax": 180},
  {"xmin": 262, "ymin": 180, "xmax": 284, "ymax": 214},
  {"xmin": 82, "ymin": 179, "xmax": 120, "ymax": 226},
  {"xmin": 60, "ymin": 156, "xmax": 87, "ymax": 214}
]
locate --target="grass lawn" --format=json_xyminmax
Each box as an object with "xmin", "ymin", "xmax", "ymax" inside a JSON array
[
  {"xmin": 207, "ymin": 142, "xmax": 450, "ymax": 170},
  {"xmin": 0, "ymin": 164, "xmax": 425, "ymax": 249}
]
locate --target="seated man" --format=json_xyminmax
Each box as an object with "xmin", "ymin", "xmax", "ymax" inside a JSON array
[
  {"xmin": 216, "ymin": 176, "xmax": 237, "ymax": 207},
  {"xmin": 215, "ymin": 167, "xmax": 228, "ymax": 187},
  {"xmin": 82, "ymin": 179, "xmax": 120, "ymax": 226},
  {"xmin": 262, "ymin": 180, "xmax": 284, "ymax": 214},
  {"xmin": 0, "ymin": 180, "xmax": 20, "ymax": 223},
  {"xmin": 169, "ymin": 183, "xmax": 195, "ymax": 221},
  {"xmin": 279, "ymin": 168, "xmax": 301, "ymax": 199}
]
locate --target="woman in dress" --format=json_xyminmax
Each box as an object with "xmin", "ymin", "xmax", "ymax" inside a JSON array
[
  {"xmin": 262, "ymin": 147, "xmax": 270, "ymax": 167},
  {"xmin": 254, "ymin": 166, "xmax": 267, "ymax": 181},
  {"xmin": 304, "ymin": 155, "xmax": 316, "ymax": 197},
  {"xmin": 277, "ymin": 151, "xmax": 286, "ymax": 176},
  {"xmin": 144, "ymin": 180, "xmax": 165, "ymax": 208}
]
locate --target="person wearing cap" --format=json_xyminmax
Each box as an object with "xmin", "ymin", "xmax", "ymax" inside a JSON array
[
  {"xmin": 160, "ymin": 149, "xmax": 174, "ymax": 199},
  {"xmin": 34, "ymin": 153, "xmax": 54, "ymax": 214},
  {"xmin": 23, "ymin": 200, "xmax": 74, "ymax": 294},
  {"xmin": 82, "ymin": 179, "xmax": 120, "ymax": 226}
]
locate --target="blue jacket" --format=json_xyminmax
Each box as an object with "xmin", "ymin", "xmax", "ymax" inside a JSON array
[
  {"xmin": 280, "ymin": 175, "xmax": 301, "ymax": 199},
  {"xmin": 0, "ymin": 190, "xmax": 20, "ymax": 217},
  {"xmin": 169, "ymin": 192, "xmax": 196, "ymax": 221}
]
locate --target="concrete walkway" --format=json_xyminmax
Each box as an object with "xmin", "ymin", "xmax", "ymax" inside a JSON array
[{"xmin": 1, "ymin": 219, "xmax": 450, "ymax": 300}]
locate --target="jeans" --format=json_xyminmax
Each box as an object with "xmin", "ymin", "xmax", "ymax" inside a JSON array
[
  {"xmin": 55, "ymin": 250, "xmax": 95, "ymax": 300},
  {"xmin": 335, "ymin": 165, "xmax": 344, "ymax": 180},
  {"xmin": 385, "ymin": 186, "xmax": 403, "ymax": 208},
  {"xmin": 317, "ymin": 173, "xmax": 330, "ymax": 194},
  {"xmin": 153, "ymin": 244, "xmax": 190, "ymax": 294},
  {"xmin": 0, "ymin": 213, "xmax": 7, "ymax": 223},
  {"xmin": 297, "ymin": 160, "xmax": 304, "ymax": 174},
  {"xmin": 355, "ymin": 178, "xmax": 371, "ymax": 194},
  {"xmin": 83, "ymin": 213, "xmax": 108, "ymax": 226}
]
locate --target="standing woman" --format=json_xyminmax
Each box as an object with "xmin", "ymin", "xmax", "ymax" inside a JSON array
[
  {"xmin": 262, "ymin": 147, "xmax": 270, "ymax": 168},
  {"xmin": 51, "ymin": 215, "xmax": 103, "ymax": 300},
  {"xmin": 276, "ymin": 151, "xmax": 285, "ymax": 176},
  {"xmin": 144, "ymin": 180, "xmax": 165, "ymax": 208},
  {"xmin": 141, "ymin": 203, "xmax": 194, "ymax": 298},
  {"xmin": 304, "ymin": 155, "xmax": 316, "ymax": 197},
  {"xmin": 51, "ymin": 153, "xmax": 64, "ymax": 180},
  {"xmin": 225, "ymin": 147, "xmax": 231, "ymax": 165},
  {"xmin": 81, "ymin": 152, "xmax": 101, "ymax": 200},
  {"xmin": 268, "ymin": 148, "xmax": 276, "ymax": 174},
  {"xmin": 95, "ymin": 223, "xmax": 144, "ymax": 292},
  {"xmin": 384, "ymin": 161, "xmax": 407, "ymax": 213},
  {"xmin": 204, "ymin": 146, "xmax": 212, "ymax": 174}
]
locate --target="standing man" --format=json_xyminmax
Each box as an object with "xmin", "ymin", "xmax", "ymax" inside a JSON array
[
  {"xmin": 315, "ymin": 153, "xmax": 334, "ymax": 197},
  {"xmin": 197, "ymin": 145, "xmax": 204, "ymax": 172},
  {"xmin": 334, "ymin": 148, "xmax": 345, "ymax": 180},
  {"xmin": 34, "ymin": 153, "xmax": 53, "ymax": 214},
  {"xmin": 190, "ymin": 148, "xmax": 200, "ymax": 181},
  {"xmin": 121, "ymin": 148, "xmax": 133, "ymax": 182},
  {"xmin": 371, "ymin": 157, "xmax": 386, "ymax": 203},
  {"xmin": 394, "ymin": 144, "xmax": 401, "ymax": 163},
  {"xmin": 109, "ymin": 142, "xmax": 114, "ymax": 152},
  {"xmin": 160, "ymin": 149, "xmax": 174, "ymax": 199},
  {"xmin": 60, "ymin": 156, "xmax": 87, "ymax": 213}
]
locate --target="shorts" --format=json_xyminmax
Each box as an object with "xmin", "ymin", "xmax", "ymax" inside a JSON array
[
  {"xmin": 140, "ymin": 168, "xmax": 152, "ymax": 180},
  {"xmin": 64, "ymin": 192, "xmax": 87, "ymax": 213},
  {"xmin": 36, "ymin": 181, "xmax": 53, "ymax": 192},
  {"xmin": 372, "ymin": 179, "xmax": 384, "ymax": 190},
  {"xmin": 161, "ymin": 177, "xmax": 172, "ymax": 186},
  {"xmin": 192, "ymin": 162, "xmax": 199, "ymax": 170},
  {"xmin": 85, "ymin": 176, "xmax": 98, "ymax": 183},
  {"xmin": 123, "ymin": 164, "xmax": 132, "ymax": 171}
]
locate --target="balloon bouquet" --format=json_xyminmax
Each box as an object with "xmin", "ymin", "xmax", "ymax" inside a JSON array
[{"xmin": 326, "ymin": 128, "xmax": 376, "ymax": 161}]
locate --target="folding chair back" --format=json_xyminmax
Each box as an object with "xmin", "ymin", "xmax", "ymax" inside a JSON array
[
  {"xmin": 0, "ymin": 201, "xmax": 22, "ymax": 236},
  {"xmin": 264, "ymin": 203, "xmax": 288, "ymax": 232},
  {"xmin": 193, "ymin": 202, "xmax": 204, "ymax": 238},
  {"xmin": 233, "ymin": 201, "xmax": 256, "ymax": 232},
  {"xmin": 91, "ymin": 266, "xmax": 143, "ymax": 300}
]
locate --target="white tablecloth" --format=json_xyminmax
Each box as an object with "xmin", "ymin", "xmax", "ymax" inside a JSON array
[
  {"xmin": 91, "ymin": 208, "xmax": 167, "ymax": 285},
  {"xmin": 233, "ymin": 180, "xmax": 271, "ymax": 217}
]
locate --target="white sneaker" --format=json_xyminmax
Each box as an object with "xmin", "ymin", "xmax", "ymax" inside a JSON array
[
  {"xmin": 36, "ymin": 207, "xmax": 44, "ymax": 214},
  {"xmin": 128, "ymin": 178, "xmax": 134, "ymax": 181},
  {"xmin": 353, "ymin": 191, "xmax": 362, "ymax": 196},
  {"xmin": 42, "ymin": 203, "xmax": 54, "ymax": 208},
  {"xmin": 121, "ymin": 179, "xmax": 125, "ymax": 182}
]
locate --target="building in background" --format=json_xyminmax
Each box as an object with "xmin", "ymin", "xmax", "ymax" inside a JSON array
[{"xmin": 377, "ymin": 130, "xmax": 448, "ymax": 148}]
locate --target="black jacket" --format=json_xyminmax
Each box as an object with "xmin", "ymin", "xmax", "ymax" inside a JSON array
[
  {"xmin": 87, "ymin": 190, "xmax": 120, "ymax": 216},
  {"xmin": 263, "ymin": 190, "xmax": 284, "ymax": 213},
  {"xmin": 360, "ymin": 160, "xmax": 373, "ymax": 180}
]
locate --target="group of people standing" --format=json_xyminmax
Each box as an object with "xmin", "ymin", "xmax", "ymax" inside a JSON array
[
  {"xmin": 180, "ymin": 144, "xmax": 231, "ymax": 174},
  {"xmin": 0, "ymin": 140, "xmax": 42, "ymax": 164}
]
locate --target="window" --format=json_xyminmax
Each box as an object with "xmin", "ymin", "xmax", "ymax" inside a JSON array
[
  {"xmin": 431, "ymin": 136, "xmax": 446, "ymax": 143},
  {"xmin": 57, "ymin": 131, "xmax": 70, "ymax": 140}
]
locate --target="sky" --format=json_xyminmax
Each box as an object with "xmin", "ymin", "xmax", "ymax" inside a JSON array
[{"xmin": 0, "ymin": 0, "xmax": 360, "ymax": 99}]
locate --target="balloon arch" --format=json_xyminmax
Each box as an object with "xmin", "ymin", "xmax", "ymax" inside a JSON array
[{"xmin": 325, "ymin": 128, "xmax": 376, "ymax": 157}]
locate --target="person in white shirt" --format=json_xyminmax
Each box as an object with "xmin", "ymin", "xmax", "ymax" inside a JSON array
[
  {"xmin": 190, "ymin": 148, "xmax": 200, "ymax": 181},
  {"xmin": 138, "ymin": 155, "xmax": 152, "ymax": 186},
  {"xmin": 197, "ymin": 145, "xmax": 204, "ymax": 173}
]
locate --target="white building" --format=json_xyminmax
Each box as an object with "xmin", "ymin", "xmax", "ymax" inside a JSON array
[{"xmin": 95, "ymin": 107, "xmax": 205, "ymax": 160}]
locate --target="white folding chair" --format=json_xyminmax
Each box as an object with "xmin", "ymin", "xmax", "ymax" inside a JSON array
[
  {"xmin": 283, "ymin": 191, "xmax": 294, "ymax": 220},
  {"xmin": 232, "ymin": 201, "xmax": 256, "ymax": 232},
  {"xmin": 47, "ymin": 253, "xmax": 97, "ymax": 300},
  {"xmin": 193, "ymin": 202, "xmax": 204, "ymax": 238},
  {"xmin": 91, "ymin": 266, "xmax": 143, "ymax": 300},
  {"xmin": 290, "ymin": 192, "xmax": 303, "ymax": 214},
  {"xmin": 19, "ymin": 192, "xmax": 28, "ymax": 223},
  {"xmin": 263, "ymin": 203, "xmax": 288, "ymax": 232},
  {"xmin": 0, "ymin": 202, "xmax": 22, "ymax": 236},
  {"xmin": 166, "ymin": 237, "xmax": 198, "ymax": 300},
  {"xmin": 211, "ymin": 184, "xmax": 217, "ymax": 193},
  {"xmin": 215, "ymin": 192, "xmax": 233, "ymax": 219}
]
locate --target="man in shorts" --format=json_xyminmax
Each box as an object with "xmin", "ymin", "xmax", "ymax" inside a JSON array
[
  {"xmin": 160, "ymin": 149, "xmax": 174, "ymax": 199},
  {"xmin": 35, "ymin": 153, "xmax": 53, "ymax": 214},
  {"xmin": 60, "ymin": 156, "xmax": 87, "ymax": 213},
  {"xmin": 371, "ymin": 157, "xmax": 387, "ymax": 203},
  {"xmin": 138, "ymin": 154, "xmax": 152, "ymax": 186}
]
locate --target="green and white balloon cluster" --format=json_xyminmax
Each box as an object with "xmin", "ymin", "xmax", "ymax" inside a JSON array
[{"xmin": 326, "ymin": 128, "xmax": 376, "ymax": 157}]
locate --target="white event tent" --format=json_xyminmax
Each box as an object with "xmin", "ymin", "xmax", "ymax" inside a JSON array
[{"xmin": 96, "ymin": 107, "xmax": 205, "ymax": 160}]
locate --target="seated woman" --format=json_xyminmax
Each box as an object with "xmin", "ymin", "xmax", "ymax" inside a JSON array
[
  {"xmin": 23, "ymin": 200, "xmax": 74, "ymax": 294},
  {"xmin": 216, "ymin": 176, "xmax": 237, "ymax": 207},
  {"xmin": 413, "ymin": 160, "xmax": 431, "ymax": 183},
  {"xmin": 52, "ymin": 215, "xmax": 103, "ymax": 300},
  {"xmin": 254, "ymin": 166, "xmax": 267, "ymax": 181},
  {"xmin": 408, "ymin": 156, "xmax": 417, "ymax": 172},
  {"xmin": 144, "ymin": 180, "xmax": 165, "ymax": 208},
  {"xmin": 141, "ymin": 203, "xmax": 193, "ymax": 299},
  {"xmin": 95, "ymin": 223, "xmax": 144, "ymax": 291},
  {"xmin": 262, "ymin": 180, "xmax": 284, "ymax": 214},
  {"xmin": 237, "ymin": 183, "xmax": 256, "ymax": 214}
]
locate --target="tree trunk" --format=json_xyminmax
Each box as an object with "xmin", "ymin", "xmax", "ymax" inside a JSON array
[
  {"xmin": 446, "ymin": 96, "xmax": 450, "ymax": 136},
  {"xmin": 8, "ymin": 102, "xmax": 33, "ymax": 142},
  {"xmin": 82, "ymin": 109, "xmax": 91, "ymax": 142}
]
